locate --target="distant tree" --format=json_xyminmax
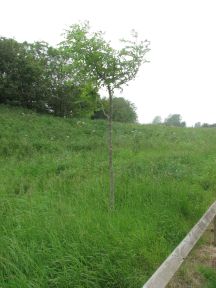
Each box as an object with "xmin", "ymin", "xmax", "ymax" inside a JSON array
[
  {"xmin": 202, "ymin": 123, "xmax": 216, "ymax": 128},
  {"xmin": 202, "ymin": 123, "xmax": 208, "ymax": 127},
  {"xmin": 152, "ymin": 115, "xmax": 162, "ymax": 124},
  {"xmin": 113, "ymin": 97, "xmax": 137, "ymax": 123},
  {"xmin": 93, "ymin": 97, "xmax": 137, "ymax": 123},
  {"xmin": 61, "ymin": 22, "xmax": 150, "ymax": 209},
  {"xmin": 164, "ymin": 114, "xmax": 186, "ymax": 127},
  {"xmin": 194, "ymin": 122, "xmax": 201, "ymax": 128}
]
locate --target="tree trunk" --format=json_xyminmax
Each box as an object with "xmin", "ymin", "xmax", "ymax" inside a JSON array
[{"xmin": 108, "ymin": 85, "xmax": 114, "ymax": 209}]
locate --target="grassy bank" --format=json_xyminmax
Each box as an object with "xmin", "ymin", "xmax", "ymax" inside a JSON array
[{"xmin": 0, "ymin": 105, "xmax": 215, "ymax": 287}]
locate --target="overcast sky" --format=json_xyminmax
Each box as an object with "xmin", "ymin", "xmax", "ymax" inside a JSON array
[{"xmin": 1, "ymin": 0, "xmax": 216, "ymax": 126}]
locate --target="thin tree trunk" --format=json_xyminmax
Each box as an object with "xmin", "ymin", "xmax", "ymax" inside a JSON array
[{"xmin": 108, "ymin": 85, "xmax": 114, "ymax": 209}]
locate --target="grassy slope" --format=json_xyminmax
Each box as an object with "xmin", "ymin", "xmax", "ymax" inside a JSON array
[{"xmin": 0, "ymin": 105, "xmax": 216, "ymax": 288}]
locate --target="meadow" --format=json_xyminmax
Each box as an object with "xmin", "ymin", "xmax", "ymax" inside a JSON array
[{"xmin": 0, "ymin": 105, "xmax": 216, "ymax": 287}]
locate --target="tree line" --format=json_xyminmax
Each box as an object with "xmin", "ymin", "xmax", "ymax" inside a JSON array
[
  {"xmin": 152, "ymin": 115, "xmax": 216, "ymax": 128},
  {"xmin": 0, "ymin": 34, "xmax": 137, "ymax": 123},
  {"xmin": 194, "ymin": 122, "xmax": 216, "ymax": 128},
  {"xmin": 152, "ymin": 114, "xmax": 186, "ymax": 127}
]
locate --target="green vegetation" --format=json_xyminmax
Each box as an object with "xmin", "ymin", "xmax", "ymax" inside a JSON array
[
  {"xmin": 152, "ymin": 116, "xmax": 162, "ymax": 125},
  {"xmin": 152, "ymin": 114, "xmax": 186, "ymax": 127},
  {"xmin": 0, "ymin": 37, "xmax": 99, "ymax": 117},
  {"xmin": 1, "ymin": 23, "xmax": 148, "ymax": 209},
  {"xmin": 164, "ymin": 114, "xmax": 186, "ymax": 127},
  {"xmin": 60, "ymin": 22, "xmax": 149, "ymax": 209},
  {"xmin": 0, "ymin": 23, "xmax": 147, "ymax": 124},
  {"xmin": 0, "ymin": 105, "xmax": 216, "ymax": 287},
  {"xmin": 93, "ymin": 97, "xmax": 137, "ymax": 123},
  {"xmin": 199, "ymin": 266, "xmax": 216, "ymax": 288}
]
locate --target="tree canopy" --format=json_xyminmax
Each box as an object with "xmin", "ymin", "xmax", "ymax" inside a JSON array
[
  {"xmin": 152, "ymin": 115, "xmax": 162, "ymax": 125},
  {"xmin": 164, "ymin": 114, "xmax": 186, "ymax": 127},
  {"xmin": 60, "ymin": 22, "xmax": 150, "ymax": 91},
  {"xmin": 0, "ymin": 36, "xmax": 99, "ymax": 117},
  {"xmin": 93, "ymin": 97, "xmax": 137, "ymax": 123}
]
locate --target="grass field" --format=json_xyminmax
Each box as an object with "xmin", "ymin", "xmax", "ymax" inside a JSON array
[{"xmin": 0, "ymin": 104, "xmax": 216, "ymax": 287}]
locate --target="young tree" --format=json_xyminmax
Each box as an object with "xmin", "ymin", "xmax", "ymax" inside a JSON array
[{"xmin": 60, "ymin": 22, "xmax": 150, "ymax": 209}]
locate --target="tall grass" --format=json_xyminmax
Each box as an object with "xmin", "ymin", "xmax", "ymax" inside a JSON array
[{"xmin": 0, "ymin": 105, "xmax": 215, "ymax": 287}]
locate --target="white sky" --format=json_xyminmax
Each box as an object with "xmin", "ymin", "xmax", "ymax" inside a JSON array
[{"xmin": 1, "ymin": 0, "xmax": 216, "ymax": 126}]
